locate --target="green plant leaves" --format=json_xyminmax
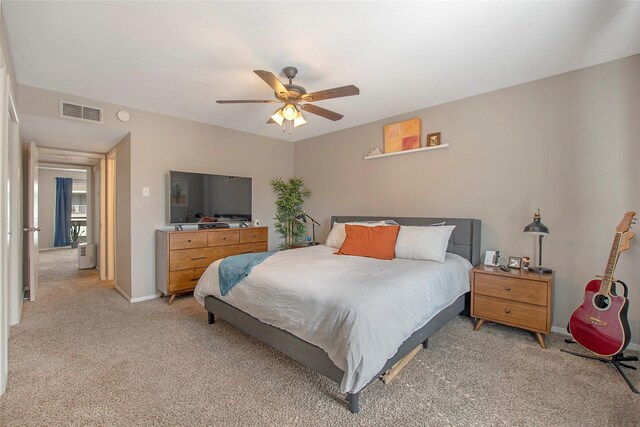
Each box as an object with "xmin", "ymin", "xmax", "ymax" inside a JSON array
[{"xmin": 271, "ymin": 177, "xmax": 311, "ymax": 249}]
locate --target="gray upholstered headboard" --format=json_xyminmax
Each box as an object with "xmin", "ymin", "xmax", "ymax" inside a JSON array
[{"xmin": 331, "ymin": 216, "xmax": 482, "ymax": 266}]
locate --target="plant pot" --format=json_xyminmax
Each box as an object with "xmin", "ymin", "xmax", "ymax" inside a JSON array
[{"xmin": 70, "ymin": 241, "xmax": 79, "ymax": 249}]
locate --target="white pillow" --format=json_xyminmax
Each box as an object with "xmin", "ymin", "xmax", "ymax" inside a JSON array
[
  {"xmin": 395, "ymin": 225, "xmax": 456, "ymax": 263},
  {"xmin": 324, "ymin": 221, "xmax": 387, "ymax": 248}
]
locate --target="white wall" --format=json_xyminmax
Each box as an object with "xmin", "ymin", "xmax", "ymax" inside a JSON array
[
  {"xmin": 37, "ymin": 167, "xmax": 87, "ymax": 249},
  {"xmin": 0, "ymin": 4, "xmax": 20, "ymax": 396},
  {"xmin": 294, "ymin": 55, "xmax": 640, "ymax": 346},
  {"xmin": 17, "ymin": 85, "xmax": 294, "ymax": 300}
]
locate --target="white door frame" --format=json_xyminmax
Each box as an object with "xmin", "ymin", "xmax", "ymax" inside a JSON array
[
  {"xmin": 25, "ymin": 141, "xmax": 39, "ymax": 302},
  {"xmin": 0, "ymin": 56, "xmax": 8, "ymax": 396},
  {"xmin": 7, "ymin": 81, "xmax": 22, "ymax": 325},
  {"xmin": 106, "ymin": 150, "xmax": 115, "ymax": 280}
]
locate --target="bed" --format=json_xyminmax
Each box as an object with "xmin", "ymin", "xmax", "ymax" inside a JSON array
[{"xmin": 194, "ymin": 216, "xmax": 481, "ymax": 413}]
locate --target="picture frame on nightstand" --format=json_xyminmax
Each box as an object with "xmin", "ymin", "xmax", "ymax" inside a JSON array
[{"xmin": 508, "ymin": 256, "xmax": 522, "ymax": 269}]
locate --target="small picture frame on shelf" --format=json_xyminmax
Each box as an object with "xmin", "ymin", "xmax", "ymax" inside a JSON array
[
  {"xmin": 508, "ymin": 256, "xmax": 522, "ymax": 269},
  {"xmin": 426, "ymin": 132, "xmax": 441, "ymax": 147}
]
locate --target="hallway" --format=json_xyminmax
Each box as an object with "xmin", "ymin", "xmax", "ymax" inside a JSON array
[{"xmin": 38, "ymin": 248, "xmax": 104, "ymax": 294}]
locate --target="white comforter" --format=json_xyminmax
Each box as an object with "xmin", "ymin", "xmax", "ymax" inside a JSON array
[{"xmin": 194, "ymin": 245, "xmax": 471, "ymax": 393}]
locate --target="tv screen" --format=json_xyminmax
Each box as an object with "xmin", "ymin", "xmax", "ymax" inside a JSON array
[{"xmin": 168, "ymin": 171, "xmax": 252, "ymax": 224}]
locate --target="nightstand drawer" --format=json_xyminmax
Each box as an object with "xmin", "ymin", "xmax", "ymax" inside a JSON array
[
  {"xmin": 474, "ymin": 273, "xmax": 547, "ymax": 306},
  {"xmin": 474, "ymin": 294, "xmax": 547, "ymax": 331},
  {"xmin": 169, "ymin": 233, "xmax": 208, "ymax": 250}
]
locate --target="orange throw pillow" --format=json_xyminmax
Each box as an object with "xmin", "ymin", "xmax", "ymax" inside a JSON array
[{"xmin": 336, "ymin": 224, "xmax": 400, "ymax": 260}]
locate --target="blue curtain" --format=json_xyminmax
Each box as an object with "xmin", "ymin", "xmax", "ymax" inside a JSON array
[{"xmin": 53, "ymin": 177, "xmax": 73, "ymax": 247}]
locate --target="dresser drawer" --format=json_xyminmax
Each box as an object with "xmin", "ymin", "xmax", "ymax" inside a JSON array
[
  {"xmin": 208, "ymin": 230, "xmax": 240, "ymax": 246},
  {"xmin": 474, "ymin": 273, "xmax": 547, "ymax": 306},
  {"xmin": 473, "ymin": 294, "xmax": 547, "ymax": 332},
  {"xmin": 239, "ymin": 228, "xmax": 267, "ymax": 244},
  {"xmin": 169, "ymin": 233, "xmax": 208, "ymax": 250},
  {"xmin": 168, "ymin": 267, "xmax": 207, "ymax": 293},
  {"xmin": 169, "ymin": 247, "xmax": 223, "ymax": 271},
  {"xmin": 223, "ymin": 242, "xmax": 268, "ymax": 257}
]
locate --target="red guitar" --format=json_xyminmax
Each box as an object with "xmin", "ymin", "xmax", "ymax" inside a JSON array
[{"xmin": 569, "ymin": 212, "xmax": 635, "ymax": 357}]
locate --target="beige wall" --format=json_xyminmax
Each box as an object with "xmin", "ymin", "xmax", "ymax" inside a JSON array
[
  {"xmin": 37, "ymin": 167, "xmax": 87, "ymax": 249},
  {"xmin": 294, "ymin": 55, "xmax": 640, "ymax": 345},
  {"xmin": 17, "ymin": 84, "xmax": 294, "ymax": 299}
]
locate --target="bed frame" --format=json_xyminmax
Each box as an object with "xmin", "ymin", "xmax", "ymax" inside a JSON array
[{"xmin": 204, "ymin": 216, "xmax": 481, "ymax": 413}]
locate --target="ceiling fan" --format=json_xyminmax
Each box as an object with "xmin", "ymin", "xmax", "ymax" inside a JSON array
[{"xmin": 216, "ymin": 66, "xmax": 359, "ymax": 130}]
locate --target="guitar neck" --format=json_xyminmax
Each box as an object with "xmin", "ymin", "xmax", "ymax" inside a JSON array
[{"xmin": 600, "ymin": 232, "xmax": 622, "ymax": 294}]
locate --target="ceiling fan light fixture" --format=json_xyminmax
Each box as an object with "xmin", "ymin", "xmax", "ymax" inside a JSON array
[
  {"xmin": 282, "ymin": 103, "xmax": 298, "ymax": 120},
  {"xmin": 293, "ymin": 111, "xmax": 307, "ymax": 127},
  {"xmin": 271, "ymin": 109, "xmax": 285, "ymax": 126}
]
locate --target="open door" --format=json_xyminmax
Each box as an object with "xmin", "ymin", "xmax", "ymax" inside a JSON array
[{"xmin": 24, "ymin": 141, "xmax": 39, "ymax": 301}]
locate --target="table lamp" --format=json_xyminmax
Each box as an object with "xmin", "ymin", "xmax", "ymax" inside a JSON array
[
  {"xmin": 294, "ymin": 212, "xmax": 321, "ymax": 245},
  {"xmin": 523, "ymin": 209, "xmax": 552, "ymax": 273}
]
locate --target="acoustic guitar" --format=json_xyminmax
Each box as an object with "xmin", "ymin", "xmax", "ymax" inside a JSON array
[{"xmin": 568, "ymin": 212, "xmax": 636, "ymax": 357}]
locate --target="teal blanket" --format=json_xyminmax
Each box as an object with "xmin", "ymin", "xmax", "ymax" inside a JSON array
[{"xmin": 218, "ymin": 251, "xmax": 275, "ymax": 296}]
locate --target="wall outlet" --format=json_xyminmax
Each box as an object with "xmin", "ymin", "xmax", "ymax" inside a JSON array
[{"xmin": 142, "ymin": 187, "xmax": 150, "ymax": 197}]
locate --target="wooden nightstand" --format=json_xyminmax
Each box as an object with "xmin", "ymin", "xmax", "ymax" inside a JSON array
[{"xmin": 471, "ymin": 265, "xmax": 553, "ymax": 348}]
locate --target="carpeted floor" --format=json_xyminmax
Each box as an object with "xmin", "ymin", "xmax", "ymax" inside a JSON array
[{"xmin": 1, "ymin": 249, "xmax": 639, "ymax": 426}]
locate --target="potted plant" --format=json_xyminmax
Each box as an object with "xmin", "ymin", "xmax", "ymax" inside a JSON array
[
  {"xmin": 70, "ymin": 223, "xmax": 83, "ymax": 248},
  {"xmin": 271, "ymin": 177, "xmax": 311, "ymax": 249}
]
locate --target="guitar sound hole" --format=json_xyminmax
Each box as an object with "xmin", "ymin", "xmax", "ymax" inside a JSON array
[{"xmin": 592, "ymin": 294, "xmax": 611, "ymax": 310}]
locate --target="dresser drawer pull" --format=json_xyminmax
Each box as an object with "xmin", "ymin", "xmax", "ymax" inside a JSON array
[
  {"xmin": 191, "ymin": 256, "xmax": 207, "ymax": 261},
  {"xmin": 222, "ymin": 237, "xmax": 227, "ymax": 240},
  {"xmin": 505, "ymin": 309, "xmax": 511, "ymax": 314},
  {"xmin": 506, "ymin": 287, "xmax": 511, "ymax": 291},
  {"xmin": 187, "ymin": 239, "xmax": 192, "ymax": 243}
]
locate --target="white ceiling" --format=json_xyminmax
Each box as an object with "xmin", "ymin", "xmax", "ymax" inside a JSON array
[{"xmin": 4, "ymin": 1, "xmax": 640, "ymax": 143}]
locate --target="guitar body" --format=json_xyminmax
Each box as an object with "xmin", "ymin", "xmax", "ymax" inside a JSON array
[{"xmin": 569, "ymin": 279, "xmax": 631, "ymax": 357}]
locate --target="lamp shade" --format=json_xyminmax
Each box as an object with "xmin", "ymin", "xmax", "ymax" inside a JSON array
[
  {"xmin": 270, "ymin": 109, "xmax": 285, "ymax": 126},
  {"xmin": 523, "ymin": 209, "xmax": 549, "ymax": 235},
  {"xmin": 293, "ymin": 111, "xmax": 307, "ymax": 127}
]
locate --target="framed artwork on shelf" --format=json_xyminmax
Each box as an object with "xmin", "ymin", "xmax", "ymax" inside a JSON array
[
  {"xmin": 383, "ymin": 117, "xmax": 421, "ymax": 153},
  {"xmin": 426, "ymin": 132, "xmax": 441, "ymax": 147}
]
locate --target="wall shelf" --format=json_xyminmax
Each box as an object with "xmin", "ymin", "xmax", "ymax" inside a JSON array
[{"xmin": 364, "ymin": 144, "xmax": 449, "ymax": 160}]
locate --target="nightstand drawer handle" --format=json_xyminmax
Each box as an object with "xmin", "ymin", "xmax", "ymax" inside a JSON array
[
  {"xmin": 187, "ymin": 239, "xmax": 192, "ymax": 243},
  {"xmin": 191, "ymin": 256, "xmax": 206, "ymax": 261},
  {"xmin": 506, "ymin": 287, "xmax": 511, "ymax": 291},
  {"xmin": 505, "ymin": 309, "xmax": 511, "ymax": 314}
]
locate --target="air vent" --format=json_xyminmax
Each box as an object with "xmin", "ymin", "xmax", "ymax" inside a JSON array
[{"xmin": 59, "ymin": 100, "xmax": 103, "ymax": 124}]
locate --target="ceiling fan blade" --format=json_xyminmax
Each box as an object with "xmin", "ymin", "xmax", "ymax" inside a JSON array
[
  {"xmin": 301, "ymin": 85, "xmax": 360, "ymax": 102},
  {"xmin": 300, "ymin": 104, "xmax": 344, "ymax": 121},
  {"xmin": 254, "ymin": 70, "xmax": 290, "ymax": 98},
  {"xmin": 216, "ymin": 100, "xmax": 277, "ymax": 104}
]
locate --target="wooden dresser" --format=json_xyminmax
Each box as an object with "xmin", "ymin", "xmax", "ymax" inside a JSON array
[
  {"xmin": 471, "ymin": 264, "xmax": 553, "ymax": 348},
  {"xmin": 156, "ymin": 227, "xmax": 268, "ymax": 304}
]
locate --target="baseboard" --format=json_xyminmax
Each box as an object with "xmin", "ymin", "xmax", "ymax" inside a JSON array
[
  {"xmin": 130, "ymin": 293, "xmax": 162, "ymax": 303},
  {"xmin": 551, "ymin": 325, "xmax": 639, "ymax": 352}
]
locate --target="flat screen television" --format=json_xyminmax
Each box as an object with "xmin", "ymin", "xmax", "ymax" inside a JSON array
[{"xmin": 168, "ymin": 171, "xmax": 252, "ymax": 225}]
